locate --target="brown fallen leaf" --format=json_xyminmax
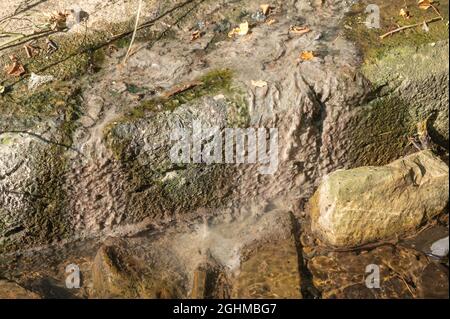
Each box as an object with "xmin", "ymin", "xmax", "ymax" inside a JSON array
[
  {"xmin": 46, "ymin": 38, "xmax": 58, "ymax": 54},
  {"xmin": 48, "ymin": 11, "xmax": 69, "ymax": 30},
  {"xmin": 399, "ymin": 8, "xmax": 411, "ymax": 19},
  {"xmin": 6, "ymin": 61, "xmax": 26, "ymax": 77},
  {"xmin": 191, "ymin": 30, "xmax": 202, "ymax": 41},
  {"xmin": 266, "ymin": 18, "xmax": 277, "ymax": 25},
  {"xmin": 23, "ymin": 43, "xmax": 39, "ymax": 58},
  {"xmin": 418, "ymin": 0, "xmax": 433, "ymax": 10},
  {"xmin": 290, "ymin": 26, "xmax": 311, "ymax": 35},
  {"xmin": 299, "ymin": 51, "xmax": 315, "ymax": 61}
]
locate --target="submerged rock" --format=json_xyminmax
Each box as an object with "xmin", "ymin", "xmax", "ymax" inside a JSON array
[
  {"xmin": 190, "ymin": 260, "xmax": 230, "ymax": 299},
  {"xmin": 309, "ymin": 150, "xmax": 449, "ymax": 247},
  {"xmin": 91, "ymin": 243, "xmax": 184, "ymax": 298},
  {"xmin": 308, "ymin": 245, "xmax": 449, "ymax": 299},
  {"xmin": 231, "ymin": 236, "xmax": 302, "ymax": 299}
]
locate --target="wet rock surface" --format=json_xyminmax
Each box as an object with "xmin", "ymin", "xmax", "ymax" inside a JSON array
[
  {"xmin": 0, "ymin": 0, "xmax": 449, "ymax": 298},
  {"xmin": 307, "ymin": 245, "xmax": 449, "ymax": 299},
  {"xmin": 231, "ymin": 236, "xmax": 302, "ymax": 299}
]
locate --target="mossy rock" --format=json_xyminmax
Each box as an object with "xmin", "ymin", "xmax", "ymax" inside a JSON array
[
  {"xmin": 341, "ymin": 1, "xmax": 449, "ymax": 166},
  {"xmin": 0, "ymin": 84, "xmax": 82, "ymax": 253}
]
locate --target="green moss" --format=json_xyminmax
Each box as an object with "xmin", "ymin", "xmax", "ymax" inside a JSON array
[
  {"xmin": 104, "ymin": 68, "xmax": 249, "ymax": 162},
  {"xmin": 0, "ymin": 82, "xmax": 82, "ymax": 135},
  {"xmin": 126, "ymin": 68, "xmax": 234, "ymax": 120},
  {"xmin": 0, "ymin": 144, "xmax": 72, "ymax": 254},
  {"xmin": 346, "ymin": 96, "xmax": 416, "ymax": 167},
  {"xmin": 0, "ymin": 85, "xmax": 82, "ymax": 253},
  {"xmin": 344, "ymin": 0, "xmax": 449, "ymax": 63},
  {"xmin": 0, "ymin": 136, "xmax": 12, "ymax": 145}
]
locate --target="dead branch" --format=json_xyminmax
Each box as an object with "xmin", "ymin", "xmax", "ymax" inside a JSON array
[
  {"xmin": 122, "ymin": 0, "xmax": 144, "ymax": 65},
  {"xmin": 380, "ymin": 17, "xmax": 443, "ymax": 39}
]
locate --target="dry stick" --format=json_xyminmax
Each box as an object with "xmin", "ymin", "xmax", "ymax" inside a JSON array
[
  {"xmin": 431, "ymin": 4, "xmax": 443, "ymax": 19},
  {"xmin": 128, "ymin": 0, "xmax": 206, "ymax": 59},
  {"xmin": 380, "ymin": 17, "xmax": 443, "ymax": 39},
  {"xmin": 0, "ymin": 29, "xmax": 56, "ymax": 52},
  {"xmin": 122, "ymin": 0, "xmax": 144, "ymax": 65},
  {"xmin": 0, "ymin": 0, "xmax": 48, "ymax": 24},
  {"xmin": 111, "ymin": 0, "xmax": 198, "ymax": 43}
]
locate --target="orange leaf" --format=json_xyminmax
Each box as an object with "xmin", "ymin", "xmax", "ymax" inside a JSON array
[
  {"xmin": 418, "ymin": 0, "xmax": 432, "ymax": 10},
  {"xmin": 300, "ymin": 51, "xmax": 315, "ymax": 61}
]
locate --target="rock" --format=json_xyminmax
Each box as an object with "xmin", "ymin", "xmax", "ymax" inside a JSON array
[
  {"xmin": 190, "ymin": 261, "xmax": 230, "ymax": 299},
  {"xmin": 430, "ymin": 236, "xmax": 449, "ymax": 258},
  {"xmin": 91, "ymin": 243, "xmax": 184, "ymax": 299},
  {"xmin": 191, "ymin": 270, "xmax": 207, "ymax": 299},
  {"xmin": 91, "ymin": 244, "xmax": 142, "ymax": 298},
  {"xmin": 310, "ymin": 150, "xmax": 449, "ymax": 247},
  {"xmin": 308, "ymin": 245, "xmax": 448, "ymax": 299},
  {"xmin": 0, "ymin": 280, "xmax": 41, "ymax": 299},
  {"xmin": 231, "ymin": 236, "xmax": 302, "ymax": 299},
  {"xmin": 417, "ymin": 263, "xmax": 449, "ymax": 299}
]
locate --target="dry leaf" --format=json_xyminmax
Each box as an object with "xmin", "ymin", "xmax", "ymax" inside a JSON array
[
  {"xmin": 23, "ymin": 43, "xmax": 39, "ymax": 58},
  {"xmin": 251, "ymin": 80, "xmax": 268, "ymax": 88},
  {"xmin": 46, "ymin": 38, "xmax": 58, "ymax": 53},
  {"xmin": 238, "ymin": 22, "xmax": 249, "ymax": 35},
  {"xmin": 191, "ymin": 30, "xmax": 202, "ymax": 41},
  {"xmin": 6, "ymin": 62, "xmax": 26, "ymax": 77},
  {"xmin": 266, "ymin": 18, "xmax": 277, "ymax": 25},
  {"xmin": 399, "ymin": 8, "xmax": 411, "ymax": 19},
  {"xmin": 300, "ymin": 51, "xmax": 315, "ymax": 61},
  {"xmin": 228, "ymin": 22, "xmax": 250, "ymax": 37},
  {"xmin": 290, "ymin": 26, "xmax": 311, "ymax": 35},
  {"xmin": 48, "ymin": 11, "xmax": 69, "ymax": 30},
  {"xmin": 418, "ymin": 0, "xmax": 432, "ymax": 10},
  {"xmin": 260, "ymin": 4, "xmax": 271, "ymax": 15},
  {"xmin": 0, "ymin": 84, "xmax": 5, "ymax": 94}
]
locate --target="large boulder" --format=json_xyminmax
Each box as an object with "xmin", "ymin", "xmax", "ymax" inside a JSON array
[{"xmin": 309, "ymin": 150, "xmax": 449, "ymax": 247}]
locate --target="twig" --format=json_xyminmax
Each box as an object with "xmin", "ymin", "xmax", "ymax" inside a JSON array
[
  {"xmin": 431, "ymin": 4, "xmax": 443, "ymax": 20},
  {"xmin": 127, "ymin": 0, "xmax": 206, "ymax": 59},
  {"xmin": 0, "ymin": 0, "xmax": 48, "ymax": 24},
  {"xmin": 122, "ymin": 0, "xmax": 144, "ymax": 65},
  {"xmin": 380, "ymin": 17, "xmax": 443, "ymax": 39},
  {"xmin": 1, "ymin": 0, "xmax": 201, "ymax": 90},
  {"xmin": 0, "ymin": 29, "xmax": 55, "ymax": 52},
  {"xmin": 394, "ymin": 274, "xmax": 416, "ymax": 297},
  {"xmin": 0, "ymin": 130, "xmax": 82, "ymax": 154}
]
